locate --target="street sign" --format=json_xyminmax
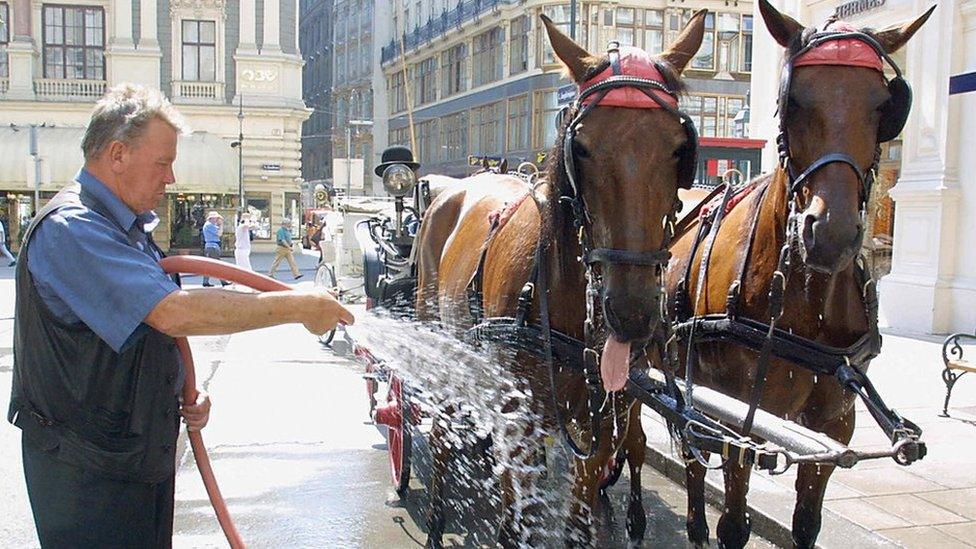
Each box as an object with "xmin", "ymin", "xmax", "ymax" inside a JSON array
[
  {"xmin": 468, "ymin": 155, "xmax": 504, "ymax": 168},
  {"xmin": 333, "ymin": 158, "xmax": 365, "ymax": 190},
  {"xmin": 557, "ymin": 84, "xmax": 577, "ymax": 105},
  {"xmin": 262, "ymin": 163, "xmax": 282, "ymax": 171}
]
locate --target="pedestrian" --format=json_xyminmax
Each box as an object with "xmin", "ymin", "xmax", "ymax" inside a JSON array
[
  {"xmin": 0, "ymin": 219, "xmax": 16, "ymax": 266},
  {"xmin": 7, "ymin": 83, "xmax": 353, "ymax": 548},
  {"xmin": 201, "ymin": 211, "xmax": 228, "ymax": 286},
  {"xmin": 269, "ymin": 218, "xmax": 303, "ymax": 280},
  {"xmin": 234, "ymin": 211, "xmax": 253, "ymax": 271}
]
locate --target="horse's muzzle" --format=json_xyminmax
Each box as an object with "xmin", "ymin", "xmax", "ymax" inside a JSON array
[{"xmin": 602, "ymin": 290, "xmax": 662, "ymax": 343}]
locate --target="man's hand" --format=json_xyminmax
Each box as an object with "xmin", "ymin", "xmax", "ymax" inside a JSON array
[
  {"xmin": 181, "ymin": 391, "xmax": 212, "ymax": 432},
  {"xmin": 300, "ymin": 290, "xmax": 355, "ymax": 335}
]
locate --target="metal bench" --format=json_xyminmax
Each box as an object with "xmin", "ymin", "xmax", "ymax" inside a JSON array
[{"xmin": 941, "ymin": 332, "xmax": 976, "ymax": 416}]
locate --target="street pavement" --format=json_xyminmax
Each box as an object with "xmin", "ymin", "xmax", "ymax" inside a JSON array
[{"xmin": 0, "ymin": 250, "xmax": 972, "ymax": 547}]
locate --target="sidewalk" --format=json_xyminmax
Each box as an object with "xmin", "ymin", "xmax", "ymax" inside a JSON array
[{"xmin": 642, "ymin": 331, "xmax": 976, "ymax": 548}]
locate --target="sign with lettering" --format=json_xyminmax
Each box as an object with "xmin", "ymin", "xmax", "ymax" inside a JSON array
[
  {"xmin": 262, "ymin": 163, "xmax": 281, "ymax": 171},
  {"xmin": 557, "ymin": 84, "xmax": 577, "ymax": 105},
  {"xmin": 238, "ymin": 63, "xmax": 281, "ymax": 93},
  {"xmin": 468, "ymin": 155, "xmax": 504, "ymax": 168},
  {"xmin": 834, "ymin": 0, "xmax": 886, "ymax": 19}
]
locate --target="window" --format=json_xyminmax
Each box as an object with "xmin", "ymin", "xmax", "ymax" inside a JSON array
[
  {"xmin": 416, "ymin": 119, "xmax": 439, "ymax": 163},
  {"xmin": 471, "ymin": 101, "xmax": 504, "ymax": 155},
  {"xmin": 440, "ymin": 111, "xmax": 469, "ymax": 161},
  {"xmin": 472, "ymin": 27, "xmax": 503, "ymax": 87},
  {"xmin": 42, "ymin": 5, "xmax": 105, "ymax": 80},
  {"xmin": 389, "ymin": 71, "xmax": 406, "ymax": 114},
  {"xmin": 642, "ymin": 10, "xmax": 664, "ymax": 55},
  {"xmin": 0, "ymin": 2, "xmax": 8, "ymax": 78},
  {"xmin": 691, "ymin": 12, "xmax": 715, "ymax": 71},
  {"xmin": 742, "ymin": 15, "xmax": 753, "ymax": 72},
  {"xmin": 389, "ymin": 126, "xmax": 410, "ymax": 149},
  {"xmin": 532, "ymin": 90, "xmax": 560, "ymax": 149},
  {"xmin": 539, "ymin": 5, "xmax": 571, "ymax": 65},
  {"xmin": 441, "ymin": 43, "xmax": 467, "ymax": 97},
  {"xmin": 716, "ymin": 13, "xmax": 740, "ymax": 74},
  {"xmin": 510, "ymin": 16, "xmax": 529, "ymax": 75},
  {"xmin": 680, "ymin": 94, "xmax": 746, "ymax": 138},
  {"xmin": 182, "ymin": 20, "xmax": 216, "ymax": 81},
  {"xmin": 414, "ymin": 56, "xmax": 437, "ymax": 106},
  {"xmin": 615, "ymin": 8, "xmax": 636, "ymax": 46},
  {"xmin": 507, "ymin": 95, "xmax": 530, "ymax": 151}
]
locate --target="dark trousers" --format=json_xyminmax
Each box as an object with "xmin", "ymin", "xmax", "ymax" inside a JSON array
[
  {"xmin": 201, "ymin": 246, "xmax": 225, "ymax": 285},
  {"xmin": 22, "ymin": 435, "xmax": 175, "ymax": 548}
]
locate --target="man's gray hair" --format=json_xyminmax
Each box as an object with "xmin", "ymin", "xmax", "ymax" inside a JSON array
[{"xmin": 81, "ymin": 83, "xmax": 190, "ymax": 161}]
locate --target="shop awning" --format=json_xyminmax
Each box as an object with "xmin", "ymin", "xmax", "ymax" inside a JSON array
[{"xmin": 0, "ymin": 126, "xmax": 236, "ymax": 195}]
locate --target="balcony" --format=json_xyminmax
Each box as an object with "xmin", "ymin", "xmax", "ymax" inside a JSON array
[
  {"xmin": 34, "ymin": 78, "xmax": 106, "ymax": 101},
  {"xmin": 172, "ymin": 80, "xmax": 226, "ymax": 103},
  {"xmin": 381, "ymin": 0, "xmax": 515, "ymax": 65}
]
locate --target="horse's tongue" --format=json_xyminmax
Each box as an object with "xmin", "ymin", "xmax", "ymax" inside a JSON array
[{"xmin": 600, "ymin": 337, "xmax": 631, "ymax": 392}]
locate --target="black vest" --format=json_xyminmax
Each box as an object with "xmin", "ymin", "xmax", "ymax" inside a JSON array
[{"xmin": 8, "ymin": 184, "xmax": 183, "ymax": 483}]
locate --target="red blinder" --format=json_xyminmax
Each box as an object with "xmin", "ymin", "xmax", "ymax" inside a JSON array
[
  {"xmin": 579, "ymin": 46, "xmax": 678, "ymax": 109},
  {"xmin": 793, "ymin": 21, "xmax": 883, "ymax": 72}
]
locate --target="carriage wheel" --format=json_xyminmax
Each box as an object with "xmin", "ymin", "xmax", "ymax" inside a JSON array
[
  {"xmin": 598, "ymin": 451, "xmax": 627, "ymax": 493},
  {"xmin": 364, "ymin": 362, "xmax": 378, "ymax": 416},
  {"xmin": 314, "ymin": 264, "xmax": 338, "ymax": 346},
  {"xmin": 374, "ymin": 375, "xmax": 412, "ymax": 496}
]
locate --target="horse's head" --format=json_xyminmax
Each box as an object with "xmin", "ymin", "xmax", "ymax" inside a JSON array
[
  {"xmin": 542, "ymin": 12, "xmax": 706, "ymax": 343},
  {"xmin": 760, "ymin": 0, "xmax": 934, "ymax": 273}
]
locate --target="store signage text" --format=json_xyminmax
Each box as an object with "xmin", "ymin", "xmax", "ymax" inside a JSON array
[{"xmin": 834, "ymin": 0, "xmax": 886, "ymax": 19}]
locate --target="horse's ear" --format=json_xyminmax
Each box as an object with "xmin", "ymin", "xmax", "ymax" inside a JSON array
[
  {"xmin": 660, "ymin": 9, "xmax": 707, "ymax": 74},
  {"xmin": 541, "ymin": 14, "xmax": 592, "ymax": 83},
  {"xmin": 873, "ymin": 5, "xmax": 936, "ymax": 54},
  {"xmin": 758, "ymin": 0, "xmax": 804, "ymax": 48}
]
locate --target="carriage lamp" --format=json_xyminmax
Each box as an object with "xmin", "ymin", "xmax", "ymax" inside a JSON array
[{"xmin": 382, "ymin": 164, "xmax": 417, "ymax": 198}]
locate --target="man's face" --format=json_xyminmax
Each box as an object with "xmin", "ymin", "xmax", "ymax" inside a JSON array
[{"xmin": 114, "ymin": 117, "xmax": 178, "ymax": 214}]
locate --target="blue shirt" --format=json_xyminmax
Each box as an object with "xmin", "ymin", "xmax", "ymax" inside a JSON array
[
  {"xmin": 27, "ymin": 168, "xmax": 180, "ymax": 353},
  {"xmin": 276, "ymin": 226, "xmax": 292, "ymax": 247},
  {"xmin": 202, "ymin": 220, "xmax": 221, "ymax": 249}
]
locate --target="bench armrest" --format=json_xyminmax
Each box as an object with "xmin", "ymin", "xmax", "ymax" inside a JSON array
[{"xmin": 943, "ymin": 332, "xmax": 976, "ymax": 366}]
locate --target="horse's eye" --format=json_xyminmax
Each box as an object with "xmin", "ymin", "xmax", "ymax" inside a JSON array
[{"xmin": 572, "ymin": 139, "xmax": 591, "ymax": 159}]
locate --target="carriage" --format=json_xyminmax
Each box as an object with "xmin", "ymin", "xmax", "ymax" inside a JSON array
[{"xmin": 333, "ymin": 3, "xmax": 935, "ymax": 547}]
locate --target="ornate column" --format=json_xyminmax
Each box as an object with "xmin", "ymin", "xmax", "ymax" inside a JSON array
[
  {"xmin": 262, "ymin": 0, "xmax": 281, "ymax": 53},
  {"xmin": 239, "ymin": 0, "xmax": 257, "ymax": 52},
  {"xmin": 879, "ymin": 0, "xmax": 966, "ymax": 333},
  {"xmin": 5, "ymin": 0, "xmax": 35, "ymax": 99},
  {"xmin": 113, "ymin": 0, "xmax": 134, "ymax": 46},
  {"xmin": 140, "ymin": 0, "xmax": 158, "ymax": 47}
]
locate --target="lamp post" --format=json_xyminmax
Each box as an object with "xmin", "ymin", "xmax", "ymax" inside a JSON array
[
  {"xmin": 345, "ymin": 119, "xmax": 373, "ymax": 198},
  {"xmin": 230, "ymin": 94, "xmax": 245, "ymax": 215}
]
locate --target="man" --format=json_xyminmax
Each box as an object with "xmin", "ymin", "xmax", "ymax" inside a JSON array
[
  {"xmin": 0, "ymin": 218, "xmax": 16, "ymax": 266},
  {"xmin": 8, "ymin": 83, "xmax": 353, "ymax": 547},
  {"xmin": 201, "ymin": 211, "xmax": 228, "ymax": 286},
  {"xmin": 234, "ymin": 211, "xmax": 254, "ymax": 271},
  {"xmin": 269, "ymin": 218, "xmax": 303, "ymax": 280}
]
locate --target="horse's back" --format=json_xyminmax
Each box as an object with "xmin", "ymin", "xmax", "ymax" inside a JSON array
[{"xmin": 415, "ymin": 172, "xmax": 532, "ymax": 322}]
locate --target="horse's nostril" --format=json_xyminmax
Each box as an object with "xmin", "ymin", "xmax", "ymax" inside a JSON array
[{"xmin": 802, "ymin": 213, "xmax": 817, "ymax": 251}]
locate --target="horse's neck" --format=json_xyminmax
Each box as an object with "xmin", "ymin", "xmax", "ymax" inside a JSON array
[{"xmin": 751, "ymin": 168, "xmax": 865, "ymax": 336}]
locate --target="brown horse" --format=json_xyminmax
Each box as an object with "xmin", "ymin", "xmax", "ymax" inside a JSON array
[
  {"xmin": 666, "ymin": 2, "xmax": 934, "ymax": 547},
  {"xmin": 414, "ymin": 12, "xmax": 707, "ymax": 548}
]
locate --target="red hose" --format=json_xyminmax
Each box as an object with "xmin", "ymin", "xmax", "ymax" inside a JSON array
[{"xmin": 160, "ymin": 256, "xmax": 292, "ymax": 549}]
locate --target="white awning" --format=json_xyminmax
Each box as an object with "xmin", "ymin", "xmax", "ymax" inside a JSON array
[{"xmin": 0, "ymin": 126, "xmax": 236, "ymax": 195}]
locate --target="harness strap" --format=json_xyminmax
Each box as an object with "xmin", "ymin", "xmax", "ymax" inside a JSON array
[{"xmin": 585, "ymin": 248, "xmax": 671, "ymax": 267}]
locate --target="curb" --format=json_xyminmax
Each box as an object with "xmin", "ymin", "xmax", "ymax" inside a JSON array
[{"xmin": 640, "ymin": 411, "xmax": 898, "ymax": 548}]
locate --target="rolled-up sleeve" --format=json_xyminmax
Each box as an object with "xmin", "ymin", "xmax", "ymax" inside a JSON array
[{"xmin": 29, "ymin": 210, "xmax": 179, "ymax": 353}]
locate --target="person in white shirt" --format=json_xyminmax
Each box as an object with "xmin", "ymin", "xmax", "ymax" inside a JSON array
[
  {"xmin": 234, "ymin": 212, "xmax": 253, "ymax": 271},
  {"xmin": 0, "ymin": 220, "xmax": 16, "ymax": 266}
]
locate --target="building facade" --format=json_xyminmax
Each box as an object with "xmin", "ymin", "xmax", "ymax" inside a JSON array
[
  {"xmin": 331, "ymin": 0, "xmax": 382, "ymax": 196},
  {"xmin": 749, "ymin": 0, "xmax": 976, "ymax": 334},
  {"xmin": 380, "ymin": 0, "xmax": 758, "ymax": 182},
  {"xmin": 300, "ymin": 0, "xmax": 334, "ymax": 192},
  {"xmin": 0, "ymin": 0, "xmax": 309, "ymax": 252}
]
